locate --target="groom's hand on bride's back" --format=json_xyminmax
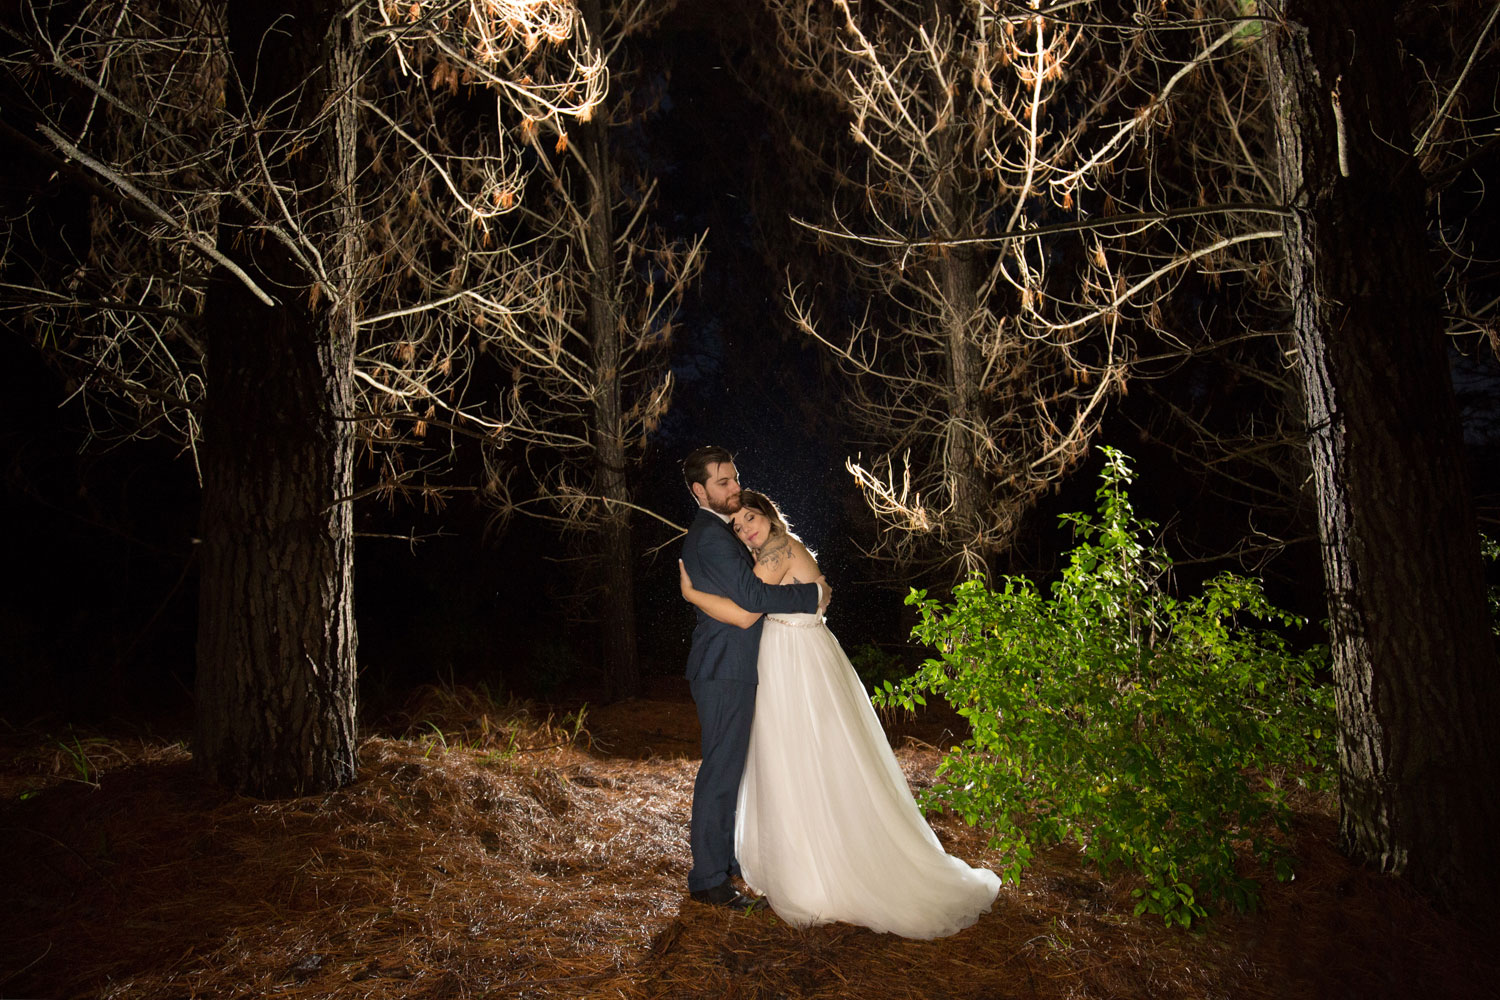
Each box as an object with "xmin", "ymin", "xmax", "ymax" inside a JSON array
[
  {"xmin": 815, "ymin": 576, "xmax": 832, "ymax": 616},
  {"xmin": 790, "ymin": 573, "xmax": 830, "ymax": 615}
]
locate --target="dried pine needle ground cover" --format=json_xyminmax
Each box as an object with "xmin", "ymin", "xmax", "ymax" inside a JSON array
[{"xmin": 2, "ymin": 687, "xmax": 1496, "ymax": 1000}]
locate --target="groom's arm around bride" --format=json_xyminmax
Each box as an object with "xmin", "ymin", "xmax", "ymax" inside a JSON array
[{"xmin": 681, "ymin": 504, "xmax": 821, "ymax": 680}]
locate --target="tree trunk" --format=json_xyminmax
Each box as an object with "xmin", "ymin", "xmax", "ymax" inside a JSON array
[
  {"xmin": 939, "ymin": 243, "xmax": 984, "ymax": 560},
  {"xmin": 928, "ymin": 0, "xmax": 988, "ymax": 567},
  {"xmin": 1266, "ymin": 0, "xmax": 1500, "ymax": 915},
  {"xmin": 194, "ymin": 0, "xmax": 361, "ymax": 796},
  {"xmin": 578, "ymin": 0, "xmax": 639, "ymax": 701}
]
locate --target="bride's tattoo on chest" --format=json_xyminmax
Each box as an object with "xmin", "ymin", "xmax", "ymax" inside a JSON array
[{"xmin": 758, "ymin": 535, "xmax": 792, "ymax": 570}]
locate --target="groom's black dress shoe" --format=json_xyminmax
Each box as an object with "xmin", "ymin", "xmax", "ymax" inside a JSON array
[{"xmin": 690, "ymin": 882, "xmax": 762, "ymax": 912}]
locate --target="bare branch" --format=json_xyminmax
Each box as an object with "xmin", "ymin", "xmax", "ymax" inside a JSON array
[{"xmin": 35, "ymin": 123, "xmax": 276, "ymax": 307}]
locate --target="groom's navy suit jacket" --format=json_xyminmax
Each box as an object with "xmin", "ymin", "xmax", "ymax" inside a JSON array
[{"xmin": 681, "ymin": 506, "xmax": 818, "ymax": 683}]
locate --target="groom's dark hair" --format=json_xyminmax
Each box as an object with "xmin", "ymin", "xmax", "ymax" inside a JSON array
[{"xmin": 683, "ymin": 445, "xmax": 735, "ymax": 490}]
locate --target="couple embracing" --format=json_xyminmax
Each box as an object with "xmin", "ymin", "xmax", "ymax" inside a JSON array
[{"xmin": 678, "ymin": 446, "xmax": 999, "ymax": 939}]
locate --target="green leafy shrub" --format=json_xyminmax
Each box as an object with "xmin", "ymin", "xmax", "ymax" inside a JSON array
[{"xmin": 877, "ymin": 448, "xmax": 1334, "ymax": 927}]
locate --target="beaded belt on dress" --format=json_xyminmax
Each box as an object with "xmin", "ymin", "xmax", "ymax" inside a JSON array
[{"xmin": 765, "ymin": 615, "xmax": 824, "ymax": 629}]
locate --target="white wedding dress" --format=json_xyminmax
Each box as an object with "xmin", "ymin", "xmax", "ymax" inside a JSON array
[{"xmin": 735, "ymin": 612, "xmax": 1000, "ymax": 938}]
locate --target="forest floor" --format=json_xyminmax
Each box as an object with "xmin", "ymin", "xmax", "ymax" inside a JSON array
[{"xmin": 1, "ymin": 680, "xmax": 1496, "ymax": 1000}]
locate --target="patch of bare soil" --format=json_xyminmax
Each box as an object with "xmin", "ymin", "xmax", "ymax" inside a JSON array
[{"xmin": 1, "ymin": 688, "xmax": 1495, "ymax": 1000}]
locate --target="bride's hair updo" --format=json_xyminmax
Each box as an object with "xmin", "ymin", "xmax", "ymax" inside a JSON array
[{"xmin": 737, "ymin": 489, "xmax": 793, "ymax": 540}]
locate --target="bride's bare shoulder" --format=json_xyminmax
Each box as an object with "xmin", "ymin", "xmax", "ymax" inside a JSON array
[{"xmin": 785, "ymin": 536, "xmax": 821, "ymax": 581}]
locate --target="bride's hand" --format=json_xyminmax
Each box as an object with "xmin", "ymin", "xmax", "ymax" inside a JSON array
[{"xmin": 678, "ymin": 559, "xmax": 696, "ymax": 600}]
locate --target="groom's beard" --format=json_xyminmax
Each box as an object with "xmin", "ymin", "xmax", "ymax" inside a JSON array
[{"xmin": 706, "ymin": 494, "xmax": 742, "ymax": 517}]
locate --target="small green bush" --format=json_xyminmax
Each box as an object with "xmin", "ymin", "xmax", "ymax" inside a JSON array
[{"xmin": 878, "ymin": 448, "xmax": 1334, "ymax": 927}]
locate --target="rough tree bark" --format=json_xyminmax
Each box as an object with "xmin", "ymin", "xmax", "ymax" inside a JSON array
[
  {"xmin": 194, "ymin": 0, "xmax": 361, "ymax": 796},
  {"xmin": 1266, "ymin": 0, "xmax": 1500, "ymax": 915}
]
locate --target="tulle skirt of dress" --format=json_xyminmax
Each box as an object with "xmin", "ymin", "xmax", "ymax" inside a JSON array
[{"xmin": 734, "ymin": 613, "xmax": 1000, "ymax": 939}]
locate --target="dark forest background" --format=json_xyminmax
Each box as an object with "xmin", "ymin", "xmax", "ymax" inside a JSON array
[{"xmin": 4, "ymin": 0, "xmax": 1499, "ymax": 725}]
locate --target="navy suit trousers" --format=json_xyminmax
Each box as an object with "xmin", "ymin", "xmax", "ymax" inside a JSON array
[{"xmin": 687, "ymin": 677, "xmax": 756, "ymax": 891}]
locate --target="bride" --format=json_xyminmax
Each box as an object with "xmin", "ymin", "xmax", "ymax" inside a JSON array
[{"xmin": 678, "ymin": 490, "xmax": 1000, "ymax": 939}]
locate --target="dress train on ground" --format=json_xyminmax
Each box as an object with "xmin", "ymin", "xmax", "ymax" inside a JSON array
[{"xmin": 735, "ymin": 613, "xmax": 1000, "ymax": 938}]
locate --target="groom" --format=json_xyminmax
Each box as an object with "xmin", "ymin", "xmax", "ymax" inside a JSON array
[{"xmin": 680, "ymin": 446, "xmax": 829, "ymax": 909}]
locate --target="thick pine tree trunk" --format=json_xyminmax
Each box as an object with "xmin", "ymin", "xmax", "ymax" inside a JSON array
[
  {"xmin": 194, "ymin": 0, "xmax": 361, "ymax": 796},
  {"xmin": 1266, "ymin": 0, "xmax": 1500, "ymax": 914},
  {"xmin": 578, "ymin": 0, "xmax": 639, "ymax": 701}
]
